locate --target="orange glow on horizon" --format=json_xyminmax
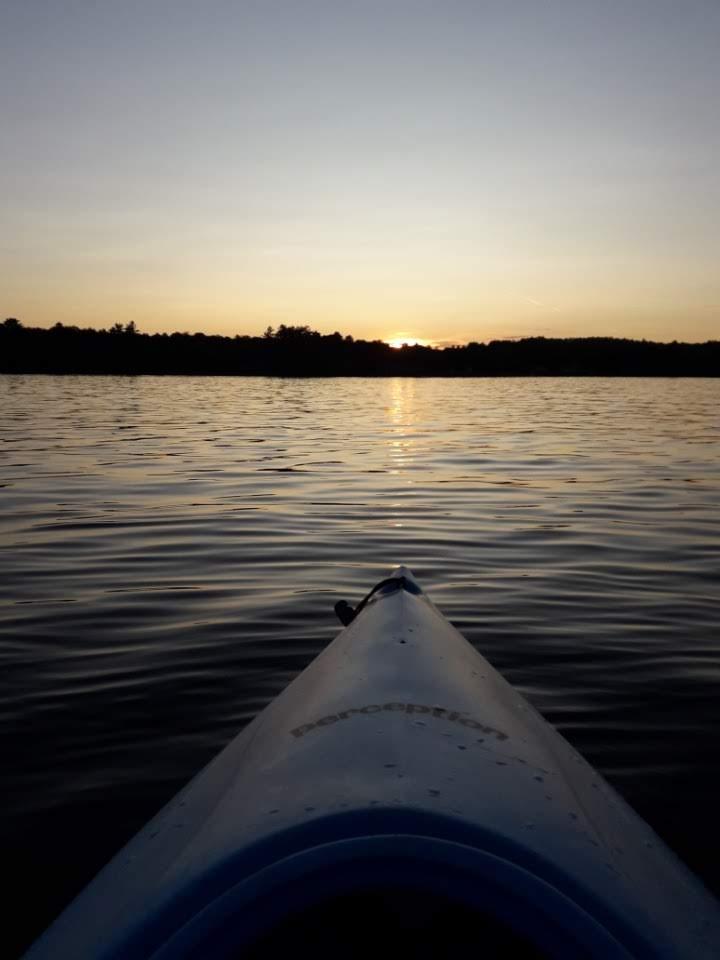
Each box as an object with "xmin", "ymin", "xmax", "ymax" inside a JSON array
[{"xmin": 385, "ymin": 335, "xmax": 431, "ymax": 349}]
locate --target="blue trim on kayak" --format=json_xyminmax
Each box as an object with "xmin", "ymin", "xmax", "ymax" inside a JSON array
[
  {"xmin": 149, "ymin": 836, "xmax": 633, "ymax": 960},
  {"xmin": 97, "ymin": 809, "xmax": 656, "ymax": 960}
]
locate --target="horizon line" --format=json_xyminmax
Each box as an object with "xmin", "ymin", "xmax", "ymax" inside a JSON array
[{"xmin": 3, "ymin": 318, "xmax": 718, "ymax": 350}]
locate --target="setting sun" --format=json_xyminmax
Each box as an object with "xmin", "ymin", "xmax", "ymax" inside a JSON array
[{"xmin": 386, "ymin": 335, "xmax": 430, "ymax": 349}]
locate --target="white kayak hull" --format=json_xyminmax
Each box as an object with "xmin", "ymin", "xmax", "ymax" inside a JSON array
[{"xmin": 25, "ymin": 567, "xmax": 720, "ymax": 958}]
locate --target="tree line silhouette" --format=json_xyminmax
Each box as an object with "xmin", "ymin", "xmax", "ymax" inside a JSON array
[{"xmin": 1, "ymin": 318, "xmax": 718, "ymax": 376}]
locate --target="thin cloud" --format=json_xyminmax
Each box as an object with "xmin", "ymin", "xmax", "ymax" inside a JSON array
[{"xmin": 524, "ymin": 296, "xmax": 561, "ymax": 314}]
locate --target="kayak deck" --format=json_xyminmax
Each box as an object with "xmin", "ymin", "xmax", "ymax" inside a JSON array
[{"xmin": 24, "ymin": 567, "xmax": 720, "ymax": 959}]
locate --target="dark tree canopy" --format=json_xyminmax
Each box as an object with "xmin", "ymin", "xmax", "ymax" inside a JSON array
[{"xmin": 1, "ymin": 318, "xmax": 718, "ymax": 376}]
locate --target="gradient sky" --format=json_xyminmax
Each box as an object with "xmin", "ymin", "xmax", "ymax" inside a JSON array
[{"xmin": 2, "ymin": 0, "xmax": 719, "ymax": 344}]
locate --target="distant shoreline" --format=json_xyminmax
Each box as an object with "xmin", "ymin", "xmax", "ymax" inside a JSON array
[
  {"xmin": 3, "ymin": 372, "xmax": 719, "ymax": 380},
  {"xmin": 2, "ymin": 320, "xmax": 718, "ymax": 377}
]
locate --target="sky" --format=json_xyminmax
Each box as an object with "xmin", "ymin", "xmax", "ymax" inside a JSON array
[{"xmin": 1, "ymin": 0, "xmax": 719, "ymax": 344}]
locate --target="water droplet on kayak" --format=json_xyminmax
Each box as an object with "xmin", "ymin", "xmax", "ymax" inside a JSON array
[
  {"xmin": 149, "ymin": 831, "xmax": 159, "ymax": 839},
  {"xmin": 569, "ymin": 812, "xmax": 578, "ymax": 821},
  {"xmin": 305, "ymin": 806, "xmax": 315, "ymax": 813},
  {"xmin": 534, "ymin": 775, "xmax": 544, "ymax": 783},
  {"xmin": 495, "ymin": 760, "xmax": 508, "ymax": 766},
  {"xmin": 644, "ymin": 840, "xmax": 654, "ymax": 849},
  {"xmin": 457, "ymin": 745, "xmax": 467, "ymax": 751},
  {"xmin": 268, "ymin": 809, "xmax": 279, "ymax": 815},
  {"xmin": 414, "ymin": 720, "xmax": 426, "ymax": 727},
  {"xmin": 476, "ymin": 738, "xmax": 485, "ymax": 744},
  {"xmin": 545, "ymin": 795, "xmax": 552, "ymax": 801},
  {"xmin": 398, "ymin": 639, "xmax": 407, "ymax": 645},
  {"xmin": 384, "ymin": 763, "xmax": 396, "ymax": 768},
  {"xmin": 428, "ymin": 789, "xmax": 440, "ymax": 797}
]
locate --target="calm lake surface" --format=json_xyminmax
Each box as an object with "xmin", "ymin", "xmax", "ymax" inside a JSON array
[{"xmin": 2, "ymin": 375, "xmax": 720, "ymax": 954}]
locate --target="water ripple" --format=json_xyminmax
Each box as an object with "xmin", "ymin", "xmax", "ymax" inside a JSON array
[{"xmin": 1, "ymin": 375, "xmax": 719, "ymax": 954}]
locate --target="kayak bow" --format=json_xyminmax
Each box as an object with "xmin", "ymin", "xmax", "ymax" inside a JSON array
[{"xmin": 25, "ymin": 567, "xmax": 720, "ymax": 958}]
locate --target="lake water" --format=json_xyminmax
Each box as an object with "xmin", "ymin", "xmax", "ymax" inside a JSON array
[{"xmin": 2, "ymin": 375, "xmax": 719, "ymax": 955}]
